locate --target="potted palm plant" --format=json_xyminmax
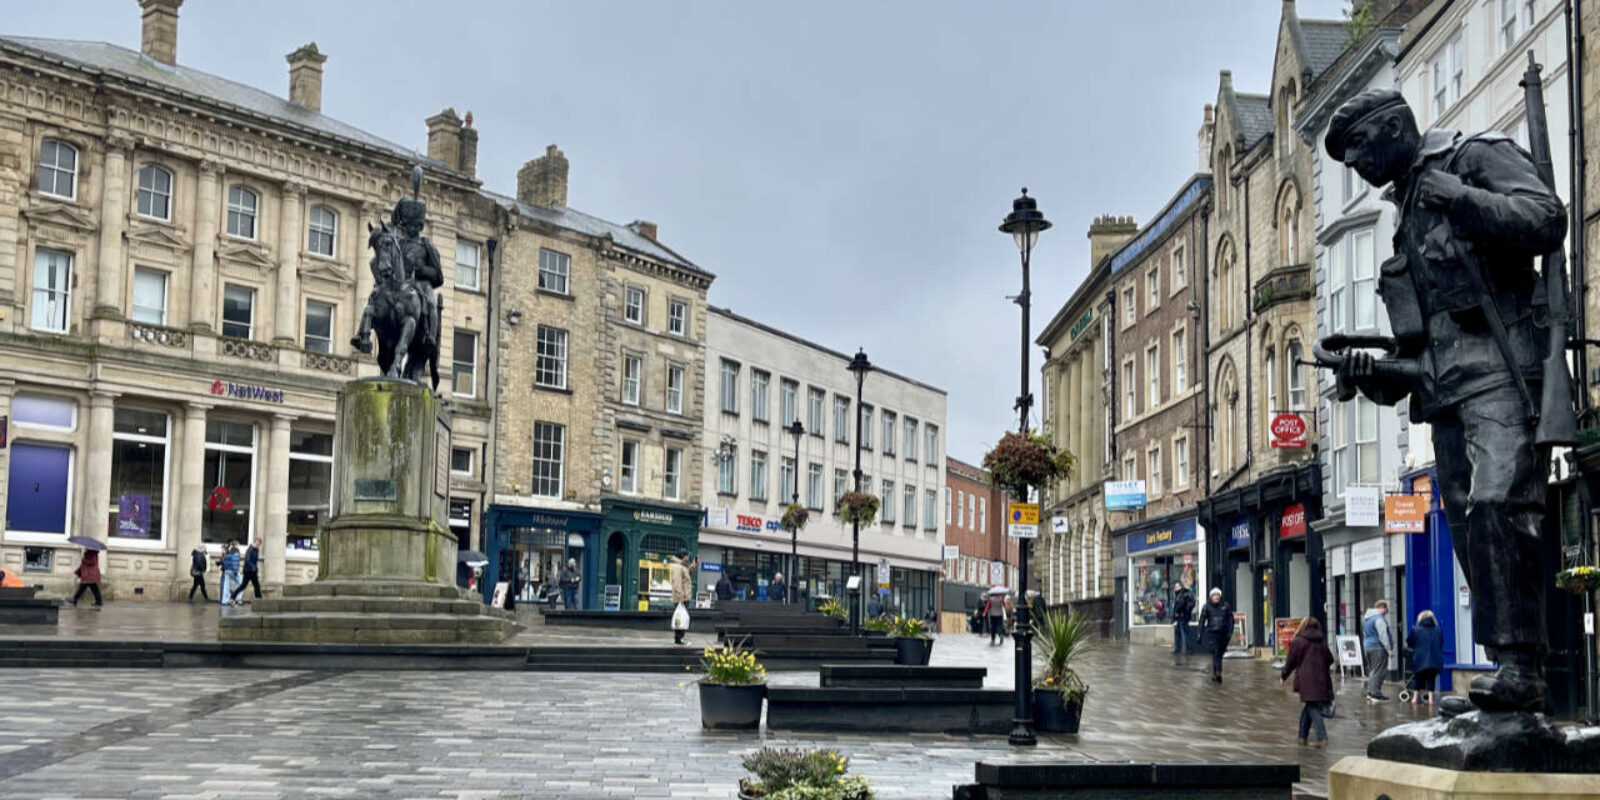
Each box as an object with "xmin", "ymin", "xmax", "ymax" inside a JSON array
[
  {"xmin": 1032, "ymin": 609, "xmax": 1092, "ymax": 734},
  {"xmin": 817, "ymin": 597, "xmax": 846, "ymax": 622},
  {"xmin": 698, "ymin": 641, "xmax": 767, "ymax": 730},
  {"xmin": 737, "ymin": 747, "xmax": 874, "ymax": 800},
  {"xmin": 888, "ymin": 615, "xmax": 933, "ymax": 665}
]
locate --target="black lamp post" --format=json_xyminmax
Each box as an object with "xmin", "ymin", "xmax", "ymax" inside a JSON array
[
  {"xmin": 786, "ymin": 419, "xmax": 805, "ymax": 605},
  {"xmin": 999, "ymin": 187, "xmax": 1050, "ymax": 747},
  {"xmin": 847, "ymin": 348, "xmax": 873, "ymax": 635}
]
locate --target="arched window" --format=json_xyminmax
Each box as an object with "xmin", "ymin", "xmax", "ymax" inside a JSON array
[
  {"xmin": 1216, "ymin": 147, "xmax": 1232, "ymax": 213},
  {"xmin": 1277, "ymin": 183, "xmax": 1301, "ymax": 266},
  {"xmin": 1264, "ymin": 345, "xmax": 1278, "ymax": 414},
  {"xmin": 227, "ymin": 186, "xmax": 258, "ymax": 239},
  {"xmin": 137, "ymin": 164, "xmax": 173, "ymax": 220},
  {"xmin": 1216, "ymin": 238, "xmax": 1236, "ymax": 330},
  {"xmin": 307, "ymin": 204, "xmax": 337, "ymax": 257},
  {"xmin": 37, "ymin": 138, "xmax": 78, "ymax": 200},
  {"xmin": 1215, "ymin": 359, "xmax": 1239, "ymax": 472}
]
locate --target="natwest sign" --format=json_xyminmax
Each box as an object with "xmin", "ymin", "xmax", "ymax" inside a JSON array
[
  {"xmin": 1279, "ymin": 503, "xmax": 1307, "ymax": 539},
  {"xmin": 1269, "ymin": 413, "xmax": 1306, "ymax": 449}
]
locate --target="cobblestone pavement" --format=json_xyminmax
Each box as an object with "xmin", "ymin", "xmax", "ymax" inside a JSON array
[{"xmin": 0, "ymin": 625, "xmax": 1431, "ymax": 799}]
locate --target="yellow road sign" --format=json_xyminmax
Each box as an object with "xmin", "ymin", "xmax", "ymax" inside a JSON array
[{"xmin": 1007, "ymin": 503, "xmax": 1039, "ymax": 525}]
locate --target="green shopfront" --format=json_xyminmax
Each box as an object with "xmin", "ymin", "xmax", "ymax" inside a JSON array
[
  {"xmin": 482, "ymin": 506, "xmax": 603, "ymax": 608},
  {"xmin": 600, "ymin": 498, "xmax": 701, "ymax": 611}
]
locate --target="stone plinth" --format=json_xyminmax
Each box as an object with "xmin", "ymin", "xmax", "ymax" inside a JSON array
[
  {"xmin": 222, "ymin": 379, "xmax": 519, "ymax": 644},
  {"xmin": 1330, "ymin": 756, "xmax": 1600, "ymax": 799}
]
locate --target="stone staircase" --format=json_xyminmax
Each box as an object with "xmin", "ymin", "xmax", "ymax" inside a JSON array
[
  {"xmin": 523, "ymin": 645, "xmax": 701, "ymax": 673},
  {"xmin": 0, "ymin": 639, "xmax": 164, "ymax": 668},
  {"xmin": 218, "ymin": 580, "xmax": 521, "ymax": 644}
]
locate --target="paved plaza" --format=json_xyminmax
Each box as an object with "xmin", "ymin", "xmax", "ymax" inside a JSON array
[{"xmin": 0, "ymin": 610, "xmax": 1427, "ymax": 799}]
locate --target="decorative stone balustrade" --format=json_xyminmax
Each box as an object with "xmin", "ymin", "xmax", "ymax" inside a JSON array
[
  {"xmin": 303, "ymin": 350, "xmax": 355, "ymax": 375},
  {"xmin": 127, "ymin": 321, "xmax": 188, "ymax": 349},
  {"xmin": 219, "ymin": 336, "xmax": 275, "ymax": 362}
]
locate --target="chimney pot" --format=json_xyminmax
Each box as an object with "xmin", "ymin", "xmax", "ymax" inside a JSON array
[
  {"xmin": 425, "ymin": 108, "xmax": 463, "ymax": 171},
  {"xmin": 517, "ymin": 144, "xmax": 569, "ymax": 209},
  {"xmin": 138, "ymin": 0, "xmax": 182, "ymax": 66},
  {"xmin": 286, "ymin": 42, "xmax": 327, "ymax": 112}
]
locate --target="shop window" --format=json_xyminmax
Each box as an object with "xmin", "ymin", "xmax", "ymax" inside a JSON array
[
  {"xmin": 23, "ymin": 547, "xmax": 54, "ymax": 573},
  {"xmin": 137, "ymin": 164, "xmax": 172, "ymax": 221},
  {"xmin": 132, "ymin": 267, "xmax": 168, "ymax": 326},
  {"xmin": 1131, "ymin": 553, "xmax": 1197, "ymax": 626},
  {"xmin": 202, "ymin": 420, "xmax": 255, "ymax": 546},
  {"xmin": 304, "ymin": 300, "xmax": 334, "ymax": 354},
  {"xmin": 108, "ymin": 407, "xmax": 169, "ymax": 542},
  {"xmin": 37, "ymin": 138, "xmax": 77, "ymax": 200},
  {"xmin": 287, "ymin": 429, "xmax": 332, "ymax": 553},
  {"xmin": 5, "ymin": 442, "xmax": 72, "ymax": 537},
  {"xmin": 31, "ymin": 247, "xmax": 72, "ymax": 333}
]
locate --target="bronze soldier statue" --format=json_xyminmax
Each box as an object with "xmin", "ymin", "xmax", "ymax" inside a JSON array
[
  {"xmin": 1324, "ymin": 88, "xmax": 1567, "ymax": 718},
  {"xmin": 353, "ymin": 166, "xmax": 443, "ymax": 389}
]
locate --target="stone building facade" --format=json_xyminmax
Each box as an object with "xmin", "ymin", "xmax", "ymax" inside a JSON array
[
  {"xmin": 1197, "ymin": 2, "xmax": 1342, "ymax": 648},
  {"xmin": 1035, "ymin": 215, "xmax": 1134, "ymax": 632},
  {"xmin": 0, "ymin": 1, "xmax": 496, "ymax": 599},
  {"xmin": 482, "ymin": 148, "xmax": 713, "ymax": 612},
  {"xmin": 1103, "ymin": 175, "xmax": 1211, "ymax": 646}
]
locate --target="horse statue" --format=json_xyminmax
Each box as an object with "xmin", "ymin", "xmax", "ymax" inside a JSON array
[{"xmin": 351, "ymin": 220, "xmax": 440, "ymax": 389}]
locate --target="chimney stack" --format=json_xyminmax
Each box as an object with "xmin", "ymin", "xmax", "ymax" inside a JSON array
[
  {"xmin": 1087, "ymin": 214, "xmax": 1138, "ymax": 266},
  {"xmin": 425, "ymin": 108, "xmax": 463, "ymax": 171},
  {"xmin": 286, "ymin": 43, "xmax": 327, "ymax": 112},
  {"xmin": 629, "ymin": 220, "xmax": 658, "ymax": 241},
  {"xmin": 1198, "ymin": 103, "xmax": 1216, "ymax": 173},
  {"xmin": 138, "ymin": 0, "xmax": 182, "ymax": 66},
  {"xmin": 517, "ymin": 144, "xmax": 569, "ymax": 209},
  {"xmin": 458, "ymin": 111, "xmax": 478, "ymax": 178}
]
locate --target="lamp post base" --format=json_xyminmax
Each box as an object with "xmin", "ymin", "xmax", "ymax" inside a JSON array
[{"xmin": 1008, "ymin": 722, "xmax": 1037, "ymax": 747}]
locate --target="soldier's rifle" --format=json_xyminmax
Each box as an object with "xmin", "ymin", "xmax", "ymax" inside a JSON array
[{"xmin": 1521, "ymin": 52, "xmax": 1578, "ymax": 446}]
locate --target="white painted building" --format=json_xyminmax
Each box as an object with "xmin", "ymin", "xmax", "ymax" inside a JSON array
[{"xmin": 699, "ymin": 306, "xmax": 947, "ymax": 618}]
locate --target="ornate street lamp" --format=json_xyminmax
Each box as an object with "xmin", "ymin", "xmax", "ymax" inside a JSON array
[
  {"xmin": 786, "ymin": 419, "xmax": 805, "ymax": 605},
  {"xmin": 998, "ymin": 187, "xmax": 1050, "ymax": 747},
  {"xmin": 847, "ymin": 348, "xmax": 873, "ymax": 635}
]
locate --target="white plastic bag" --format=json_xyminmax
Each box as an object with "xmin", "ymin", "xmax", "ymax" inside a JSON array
[{"xmin": 672, "ymin": 602, "xmax": 690, "ymax": 631}]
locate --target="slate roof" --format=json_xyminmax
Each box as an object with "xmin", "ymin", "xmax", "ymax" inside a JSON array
[
  {"xmin": 483, "ymin": 191, "xmax": 708, "ymax": 276},
  {"xmin": 1235, "ymin": 93, "xmax": 1274, "ymax": 147},
  {"xmin": 0, "ymin": 35, "xmax": 449, "ymax": 171},
  {"xmin": 1300, "ymin": 20, "xmax": 1351, "ymax": 80}
]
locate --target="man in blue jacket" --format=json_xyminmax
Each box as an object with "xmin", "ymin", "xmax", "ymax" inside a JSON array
[
  {"xmin": 1362, "ymin": 600, "xmax": 1393, "ymax": 702},
  {"xmin": 230, "ymin": 538, "xmax": 263, "ymax": 605}
]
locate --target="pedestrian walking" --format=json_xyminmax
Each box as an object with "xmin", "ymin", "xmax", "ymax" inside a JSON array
[
  {"xmin": 230, "ymin": 538, "xmax": 262, "ymax": 604},
  {"xmin": 219, "ymin": 541, "xmax": 241, "ymax": 607},
  {"xmin": 559, "ymin": 558, "xmax": 582, "ymax": 610},
  {"xmin": 714, "ymin": 572, "xmax": 734, "ymax": 606},
  {"xmin": 187, "ymin": 544, "xmax": 211, "ymax": 602},
  {"xmin": 1362, "ymin": 600, "xmax": 1393, "ymax": 702},
  {"xmin": 1280, "ymin": 616, "xmax": 1335, "ymax": 747},
  {"xmin": 1171, "ymin": 582, "xmax": 1196, "ymax": 656},
  {"xmin": 868, "ymin": 596, "xmax": 883, "ymax": 618},
  {"xmin": 1407, "ymin": 609, "xmax": 1445, "ymax": 711},
  {"xmin": 769, "ymin": 572, "xmax": 786, "ymax": 603},
  {"xmin": 1197, "ymin": 587, "xmax": 1234, "ymax": 683},
  {"xmin": 669, "ymin": 550, "xmax": 697, "ymax": 645},
  {"xmin": 69, "ymin": 550, "xmax": 102, "ymax": 607}
]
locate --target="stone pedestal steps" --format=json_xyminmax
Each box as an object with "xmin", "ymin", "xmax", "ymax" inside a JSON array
[
  {"xmin": 219, "ymin": 580, "xmax": 521, "ymax": 644},
  {"xmin": 0, "ymin": 639, "xmax": 163, "ymax": 668}
]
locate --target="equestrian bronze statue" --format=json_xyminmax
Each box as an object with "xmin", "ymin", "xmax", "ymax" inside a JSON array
[{"xmin": 352, "ymin": 166, "xmax": 443, "ymax": 390}]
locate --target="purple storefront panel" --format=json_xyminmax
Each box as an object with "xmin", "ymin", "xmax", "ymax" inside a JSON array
[{"xmin": 6, "ymin": 442, "xmax": 71, "ymax": 533}]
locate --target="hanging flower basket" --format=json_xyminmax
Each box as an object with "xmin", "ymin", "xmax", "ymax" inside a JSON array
[
  {"xmin": 834, "ymin": 491, "xmax": 880, "ymax": 527},
  {"xmin": 982, "ymin": 430, "xmax": 1075, "ymax": 498},
  {"xmin": 1556, "ymin": 566, "xmax": 1600, "ymax": 596},
  {"xmin": 781, "ymin": 503, "xmax": 810, "ymax": 531}
]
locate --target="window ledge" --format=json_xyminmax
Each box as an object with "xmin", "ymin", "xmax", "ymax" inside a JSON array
[
  {"xmin": 453, "ymin": 284, "xmax": 486, "ymax": 297},
  {"xmin": 534, "ymin": 384, "xmax": 573, "ymax": 396},
  {"xmin": 537, "ymin": 288, "xmax": 574, "ymax": 302}
]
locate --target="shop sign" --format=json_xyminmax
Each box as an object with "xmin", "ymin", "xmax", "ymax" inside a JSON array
[
  {"xmin": 1274, "ymin": 617, "xmax": 1303, "ymax": 659},
  {"xmin": 1336, "ymin": 635, "xmax": 1364, "ymax": 667},
  {"xmin": 942, "ymin": 545, "xmax": 960, "ymax": 560},
  {"xmin": 1105, "ymin": 480, "xmax": 1147, "ymax": 511},
  {"xmin": 1228, "ymin": 518, "xmax": 1250, "ymax": 549},
  {"xmin": 1069, "ymin": 308, "xmax": 1094, "ymax": 340},
  {"xmin": 1345, "ymin": 486, "xmax": 1381, "ymax": 527},
  {"xmin": 633, "ymin": 509, "xmax": 675, "ymax": 525},
  {"xmin": 1007, "ymin": 502, "xmax": 1039, "ymax": 539},
  {"xmin": 1350, "ymin": 537, "xmax": 1384, "ymax": 572},
  {"xmin": 1269, "ymin": 413, "xmax": 1307, "ymax": 449},
  {"xmin": 1279, "ymin": 503, "xmax": 1306, "ymax": 539},
  {"xmin": 701, "ymin": 562, "xmax": 722, "ymax": 572},
  {"xmin": 116, "ymin": 494, "xmax": 150, "ymax": 538},
  {"xmin": 1051, "ymin": 516, "xmax": 1068, "ymax": 534},
  {"xmin": 1384, "ymin": 495, "xmax": 1427, "ymax": 534},
  {"xmin": 209, "ymin": 379, "xmax": 284, "ymax": 404},
  {"xmin": 526, "ymin": 514, "xmax": 572, "ymax": 529},
  {"xmin": 603, "ymin": 584, "xmax": 622, "ymax": 611},
  {"xmin": 1126, "ymin": 517, "xmax": 1197, "ymax": 554},
  {"xmin": 735, "ymin": 513, "xmax": 766, "ymax": 533}
]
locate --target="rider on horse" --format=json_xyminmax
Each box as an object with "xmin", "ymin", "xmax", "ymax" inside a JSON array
[{"xmin": 353, "ymin": 180, "xmax": 442, "ymax": 357}]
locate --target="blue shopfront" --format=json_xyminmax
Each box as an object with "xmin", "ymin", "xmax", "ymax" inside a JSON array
[
  {"xmin": 1122, "ymin": 515, "xmax": 1205, "ymax": 644},
  {"xmin": 1398, "ymin": 468, "xmax": 1474, "ymax": 692},
  {"xmin": 482, "ymin": 506, "xmax": 603, "ymax": 609}
]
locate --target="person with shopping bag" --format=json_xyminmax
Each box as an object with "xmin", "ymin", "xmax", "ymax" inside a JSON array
[{"xmin": 669, "ymin": 550, "xmax": 698, "ymax": 645}]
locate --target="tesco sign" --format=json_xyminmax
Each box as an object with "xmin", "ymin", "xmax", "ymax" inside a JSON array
[{"xmin": 1270, "ymin": 413, "xmax": 1307, "ymax": 449}]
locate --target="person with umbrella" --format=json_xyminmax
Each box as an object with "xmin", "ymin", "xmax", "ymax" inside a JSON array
[
  {"xmin": 69, "ymin": 543, "xmax": 103, "ymax": 607},
  {"xmin": 983, "ymin": 586, "xmax": 1010, "ymax": 645}
]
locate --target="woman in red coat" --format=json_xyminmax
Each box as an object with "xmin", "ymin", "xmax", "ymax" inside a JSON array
[
  {"xmin": 1280, "ymin": 616, "xmax": 1334, "ymax": 747},
  {"xmin": 71, "ymin": 550, "xmax": 103, "ymax": 607}
]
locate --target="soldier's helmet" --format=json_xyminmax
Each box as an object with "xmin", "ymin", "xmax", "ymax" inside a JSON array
[{"xmin": 392, "ymin": 196, "xmax": 427, "ymax": 229}]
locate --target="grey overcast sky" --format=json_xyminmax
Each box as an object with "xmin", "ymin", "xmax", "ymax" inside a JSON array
[{"xmin": 8, "ymin": 0, "xmax": 1349, "ymax": 465}]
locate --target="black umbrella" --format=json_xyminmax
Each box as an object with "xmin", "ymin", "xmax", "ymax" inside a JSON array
[
  {"xmin": 66, "ymin": 536, "xmax": 106, "ymax": 551},
  {"xmin": 457, "ymin": 550, "xmax": 488, "ymax": 567}
]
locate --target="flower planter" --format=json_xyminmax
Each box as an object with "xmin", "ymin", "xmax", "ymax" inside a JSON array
[
  {"xmin": 893, "ymin": 636, "xmax": 933, "ymax": 666},
  {"xmin": 699, "ymin": 681, "xmax": 765, "ymax": 730},
  {"xmin": 1033, "ymin": 689, "xmax": 1083, "ymax": 734},
  {"xmin": 863, "ymin": 629, "xmax": 886, "ymax": 638}
]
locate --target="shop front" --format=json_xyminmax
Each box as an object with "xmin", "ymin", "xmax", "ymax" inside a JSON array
[
  {"xmin": 482, "ymin": 505, "xmax": 602, "ymax": 608},
  {"xmin": 1273, "ymin": 502, "xmax": 1322, "ymax": 634},
  {"xmin": 1199, "ymin": 463, "xmax": 1323, "ymax": 649},
  {"xmin": 600, "ymin": 498, "xmax": 701, "ymax": 612},
  {"xmin": 1223, "ymin": 517, "xmax": 1254, "ymax": 642},
  {"xmin": 1122, "ymin": 515, "xmax": 1204, "ymax": 647}
]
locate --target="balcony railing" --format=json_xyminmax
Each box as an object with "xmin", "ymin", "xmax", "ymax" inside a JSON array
[
  {"xmin": 127, "ymin": 321, "xmax": 188, "ymax": 349},
  {"xmin": 303, "ymin": 350, "xmax": 356, "ymax": 375},
  {"xmin": 219, "ymin": 336, "xmax": 275, "ymax": 362},
  {"xmin": 1253, "ymin": 263, "xmax": 1313, "ymax": 312}
]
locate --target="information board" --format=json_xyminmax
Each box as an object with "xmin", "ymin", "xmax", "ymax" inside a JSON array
[
  {"xmin": 603, "ymin": 584, "xmax": 622, "ymax": 611},
  {"xmin": 1274, "ymin": 617, "xmax": 1303, "ymax": 659}
]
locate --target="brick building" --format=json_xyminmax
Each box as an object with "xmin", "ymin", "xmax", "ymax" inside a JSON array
[
  {"xmin": 1103, "ymin": 174, "xmax": 1211, "ymax": 646},
  {"xmin": 940, "ymin": 457, "xmax": 1013, "ymax": 631}
]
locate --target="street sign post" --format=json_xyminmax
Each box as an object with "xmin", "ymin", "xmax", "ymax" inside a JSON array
[{"xmin": 1007, "ymin": 502, "xmax": 1039, "ymax": 539}]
